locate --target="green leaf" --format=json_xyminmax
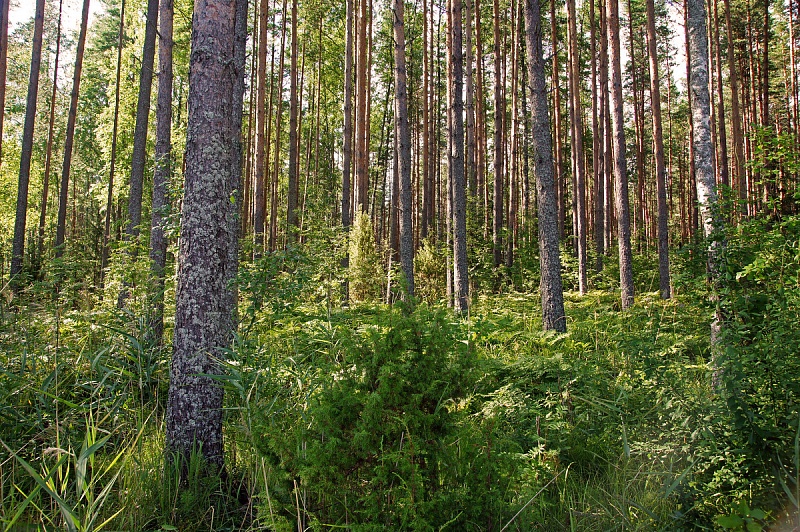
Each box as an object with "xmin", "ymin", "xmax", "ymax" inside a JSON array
[
  {"xmin": 716, "ymin": 514, "xmax": 744, "ymax": 528},
  {"xmin": 746, "ymin": 521, "xmax": 763, "ymax": 532}
]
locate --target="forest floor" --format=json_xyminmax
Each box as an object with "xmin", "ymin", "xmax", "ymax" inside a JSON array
[{"xmin": 2, "ymin": 214, "xmax": 800, "ymax": 530}]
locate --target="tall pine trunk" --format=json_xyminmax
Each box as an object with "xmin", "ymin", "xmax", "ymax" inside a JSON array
[
  {"xmin": 37, "ymin": 0, "xmax": 63, "ymax": 268},
  {"xmin": 550, "ymin": 0, "xmax": 565, "ymax": 240},
  {"xmin": 254, "ymin": 0, "xmax": 269, "ymax": 247},
  {"xmin": 645, "ymin": 0, "xmax": 671, "ymax": 298},
  {"xmin": 724, "ymin": 0, "xmax": 746, "ymax": 214},
  {"xmin": 287, "ymin": 0, "xmax": 300, "ymax": 241},
  {"xmin": 354, "ymin": 0, "xmax": 369, "ymax": 213},
  {"xmin": 148, "ymin": 0, "xmax": 174, "ymax": 345},
  {"xmin": 393, "ymin": 0, "xmax": 415, "ymax": 298},
  {"xmin": 126, "ymin": 0, "xmax": 159, "ymax": 239},
  {"xmin": 0, "ymin": 0, "xmax": 10, "ymax": 170},
  {"xmin": 101, "ymin": 0, "xmax": 126, "ymax": 287},
  {"xmin": 712, "ymin": 0, "xmax": 729, "ymax": 187},
  {"xmin": 269, "ymin": 0, "xmax": 288, "ymax": 252},
  {"xmin": 166, "ymin": 0, "xmax": 247, "ymax": 469},
  {"xmin": 525, "ymin": 0, "xmax": 566, "ymax": 332},
  {"xmin": 10, "ymin": 0, "xmax": 46, "ymax": 285},
  {"xmin": 451, "ymin": 0, "xmax": 469, "ymax": 313},
  {"xmin": 55, "ymin": 0, "xmax": 90, "ymax": 258},
  {"xmin": 567, "ymin": 0, "xmax": 587, "ymax": 293},
  {"xmin": 493, "ymin": 0, "xmax": 504, "ymax": 268},
  {"xmin": 607, "ymin": 0, "xmax": 635, "ymax": 308},
  {"xmin": 591, "ymin": 0, "xmax": 605, "ymax": 270}
]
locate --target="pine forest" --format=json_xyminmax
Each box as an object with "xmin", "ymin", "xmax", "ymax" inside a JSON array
[{"xmin": 2, "ymin": 0, "xmax": 800, "ymax": 527}]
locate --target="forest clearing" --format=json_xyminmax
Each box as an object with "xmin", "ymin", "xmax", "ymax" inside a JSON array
[{"xmin": 1, "ymin": 0, "xmax": 800, "ymax": 529}]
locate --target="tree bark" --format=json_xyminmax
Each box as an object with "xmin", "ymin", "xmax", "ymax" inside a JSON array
[
  {"xmin": 475, "ymin": 0, "xmax": 487, "ymax": 224},
  {"xmin": 600, "ymin": 0, "xmax": 613, "ymax": 252},
  {"xmin": 101, "ymin": 0, "xmax": 126, "ymax": 288},
  {"xmin": 550, "ymin": 0, "xmax": 566, "ymax": 240},
  {"xmin": 343, "ymin": 0, "xmax": 354, "ymax": 233},
  {"xmin": 465, "ymin": 0, "xmax": 476, "ymax": 196},
  {"xmin": 689, "ymin": 0, "xmax": 720, "ymax": 241},
  {"xmin": 493, "ymin": 0, "xmax": 504, "ymax": 269},
  {"xmin": 166, "ymin": 0, "xmax": 247, "ymax": 469},
  {"xmin": 591, "ymin": 0, "xmax": 605, "ymax": 270},
  {"xmin": 607, "ymin": 0, "xmax": 635, "ymax": 308},
  {"xmin": 567, "ymin": 0, "xmax": 588, "ymax": 293},
  {"xmin": 55, "ymin": 0, "xmax": 90, "ymax": 258},
  {"xmin": 10, "ymin": 0, "xmax": 47, "ymax": 285},
  {"xmin": 354, "ymin": 0, "xmax": 369, "ymax": 213},
  {"xmin": 627, "ymin": 0, "xmax": 645, "ymax": 248},
  {"xmin": 393, "ymin": 0, "xmax": 415, "ymax": 298},
  {"xmin": 525, "ymin": 0, "xmax": 566, "ymax": 332},
  {"xmin": 421, "ymin": 0, "xmax": 431, "ymax": 239},
  {"xmin": 712, "ymin": 0, "xmax": 729, "ymax": 187},
  {"xmin": 450, "ymin": 0, "xmax": 469, "ymax": 313},
  {"xmin": 148, "ymin": 0, "xmax": 174, "ymax": 345},
  {"xmin": 762, "ymin": 0, "xmax": 770, "ymax": 128},
  {"xmin": 254, "ymin": 0, "xmax": 269, "ymax": 246},
  {"xmin": 506, "ymin": 0, "xmax": 521, "ymax": 271},
  {"xmin": 269, "ymin": 0, "xmax": 288, "ymax": 252},
  {"xmin": 286, "ymin": 0, "xmax": 299, "ymax": 241},
  {"xmin": 688, "ymin": 0, "xmax": 724, "ymax": 374},
  {"xmin": 645, "ymin": 0, "xmax": 671, "ymax": 298},
  {"xmin": 37, "ymin": 0, "xmax": 63, "ymax": 269},
  {"xmin": 724, "ymin": 0, "xmax": 746, "ymax": 214},
  {"xmin": 126, "ymin": 0, "xmax": 159, "ymax": 238},
  {"xmin": 0, "ymin": 0, "xmax": 9, "ymax": 170}
]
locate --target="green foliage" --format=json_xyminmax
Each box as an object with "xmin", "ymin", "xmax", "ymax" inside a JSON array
[
  {"xmin": 7, "ymin": 209, "xmax": 800, "ymax": 530},
  {"xmin": 716, "ymin": 501, "xmax": 767, "ymax": 531},
  {"xmin": 348, "ymin": 212, "xmax": 384, "ymax": 303},
  {"xmin": 413, "ymin": 238, "xmax": 446, "ymax": 304},
  {"xmin": 301, "ymin": 304, "xmax": 475, "ymax": 527}
]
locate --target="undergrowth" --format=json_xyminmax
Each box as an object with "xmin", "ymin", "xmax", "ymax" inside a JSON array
[{"xmin": 1, "ymin": 214, "xmax": 799, "ymax": 529}]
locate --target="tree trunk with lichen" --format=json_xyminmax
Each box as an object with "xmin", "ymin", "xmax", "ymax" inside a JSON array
[
  {"xmin": 166, "ymin": 0, "xmax": 247, "ymax": 469},
  {"xmin": 393, "ymin": 0, "xmax": 415, "ymax": 298},
  {"xmin": 524, "ymin": 0, "xmax": 566, "ymax": 332}
]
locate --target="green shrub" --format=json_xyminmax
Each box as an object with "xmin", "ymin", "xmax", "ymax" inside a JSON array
[
  {"xmin": 348, "ymin": 212, "xmax": 383, "ymax": 303},
  {"xmin": 413, "ymin": 238, "xmax": 446, "ymax": 304}
]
